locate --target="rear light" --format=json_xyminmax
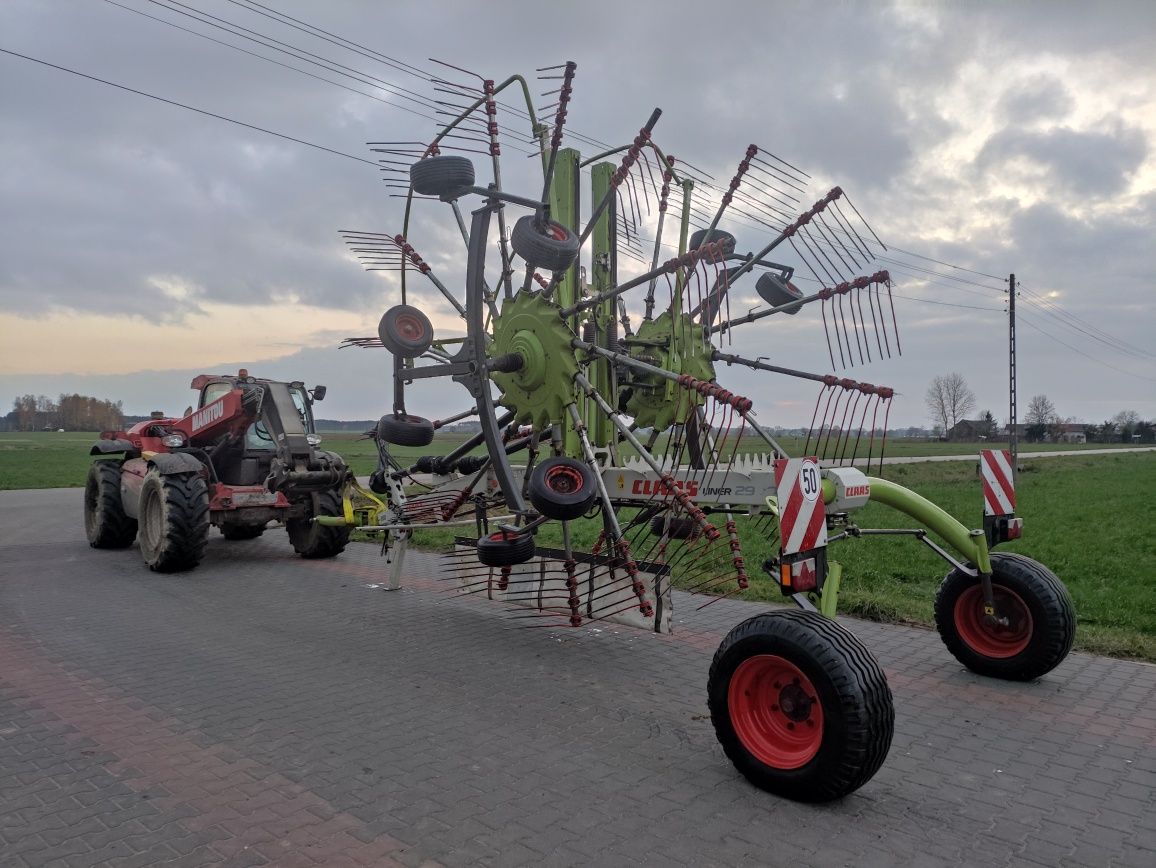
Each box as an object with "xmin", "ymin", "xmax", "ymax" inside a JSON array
[
  {"xmin": 161, "ymin": 434, "xmax": 185, "ymax": 447},
  {"xmin": 306, "ymin": 434, "xmax": 322, "ymax": 446}
]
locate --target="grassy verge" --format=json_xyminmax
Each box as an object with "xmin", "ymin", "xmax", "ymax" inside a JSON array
[{"xmin": 2, "ymin": 432, "xmax": 1153, "ymax": 661}]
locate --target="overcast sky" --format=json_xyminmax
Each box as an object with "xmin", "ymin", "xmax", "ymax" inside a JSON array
[{"xmin": 1, "ymin": 0, "xmax": 1153, "ymax": 428}]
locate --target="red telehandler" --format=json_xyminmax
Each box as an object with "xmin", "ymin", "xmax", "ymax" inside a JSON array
[{"xmin": 84, "ymin": 370, "xmax": 350, "ymax": 571}]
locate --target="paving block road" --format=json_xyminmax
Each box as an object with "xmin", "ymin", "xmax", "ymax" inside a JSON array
[{"xmin": 1, "ymin": 488, "xmax": 1154, "ymax": 867}]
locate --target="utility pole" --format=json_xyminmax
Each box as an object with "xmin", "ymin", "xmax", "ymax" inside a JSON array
[{"xmin": 1008, "ymin": 273, "xmax": 1017, "ymax": 483}]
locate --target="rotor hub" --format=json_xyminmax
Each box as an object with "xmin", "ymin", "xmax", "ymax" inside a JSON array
[
  {"xmin": 490, "ymin": 293, "xmax": 579, "ymax": 429},
  {"xmin": 624, "ymin": 310, "xmax": 715, "ymax": 431}
]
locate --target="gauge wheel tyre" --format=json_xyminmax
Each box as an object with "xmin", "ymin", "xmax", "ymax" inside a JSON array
[
  {"xmin": 649, "ymin": 514, "xmax": 702, "ymax": 540},
  {"xmin": 476, "ymin": 531, "xmax": 536, "ymax": 567},
  {"xmin": 511, "ymin": 215, "xmax": 580, "ymax": 272},
  {"xmin": 708, "ymin": 610, "xmax": 894, "ymax": 802},
  {"xmin": 409, "ymin": 155, "xmax": 475, "ymax": 197},
  {"xmin": 376, "ymin": 413, "xmax": 435, "ymax": 447},
  {"xmin": 934, "ymin": 552, "xmax": 1075, "ymax": 681},
  {"xmin": 378, "ymin": 304, "xmax": 434, "ymax": 358},
  {"xmin": 528, "ymin": 458, "xmax": 597, "ymax": 521},
  {"xmin": 287, "ymin": 490, "xmax": 350, "ymax": 559},
  {"xmin": 137, "ymin": 470, "xmax": 210, "ymax": 572},
  {"xmin": 688, "ymin": 228, "xmax": 737, "ymax": 262},
  {"xmin": 84, "ymin": 460, "xmax": 138, "ymax": 548}
]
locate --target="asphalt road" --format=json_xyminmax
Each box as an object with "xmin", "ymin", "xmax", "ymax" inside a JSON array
[{"xmin": 1, "ymin": 488, "xmax": 1154, "ymax": 867}]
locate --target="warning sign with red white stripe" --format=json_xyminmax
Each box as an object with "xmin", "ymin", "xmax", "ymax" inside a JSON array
[
  {"xmin": 774, "ymin": 457, "xmax": 828, "ymax": 556},
  {"xmin": 980, "ymin": 449, "xmax": 1016, "ymax": 516}
]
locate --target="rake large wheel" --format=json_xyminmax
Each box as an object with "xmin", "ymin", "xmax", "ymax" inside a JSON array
[
  {"xmin": 708, "ymin": 610, "xmax": 894, "ymax": 802},
  {"xmin": 378, "ymin": 305, "xmax": 434, "ymax": 359},
  {"xmin": 137, "ymin": 470, "xmax": 210, "ymax": 573},
  {"xmin": 84, "ymin": 460, "xmax": 137, "ymax": 549},
  {"xmin": 377, "ymin": 413, "xmax": 435, "ymax": 447},
  {"xmin": 935, "ymin": 553, "xmax": 1075, "ymax": 681}
]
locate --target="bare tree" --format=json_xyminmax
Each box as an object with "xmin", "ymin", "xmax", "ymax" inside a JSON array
[
  {"xmin": 925, "ymin": 373, "xmax": 976, "ymax": 435},
  {"xmin": 1025, "ymin": 394, "xmax": 1058, "ymax": 426}
]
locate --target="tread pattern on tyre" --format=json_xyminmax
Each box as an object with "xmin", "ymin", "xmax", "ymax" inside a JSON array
[
  {"xmin": 140, "ymin": 471, "xmax": 210, "ymax": 572},
  {"xmin": 409, "ymin": 155, "xmax": 475, "ymax": 197},
  {"xmin": 708, "ymin": 609, "xmax": 894, "ymax": 802},
  {"xmin": 287, "ymin": 490, "xmax": 350, "ymax": 559},
  {"xmin": 934, "ymin": 552, "xmax": 1076, "ymax": 681},
  {"xmin": 476, "ymin": 532, "xmax": 536, "ymax": 567},
  {"xmin": 510, "ymin": 215, "xmax": 580, "ymax": 273},
  {"xmin": 376, "ymin": 414, "xmax": 435, "ymax": 447},
  {"xmin": 85, "ymin": 460, "xmax": 138, "ymax": 548}
]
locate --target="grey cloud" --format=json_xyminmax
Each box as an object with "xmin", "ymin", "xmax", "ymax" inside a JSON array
[
  {"xmin": 975, "ymin": 125, "xmax": 1148, "ymax": 197},
  {"xmin": 997, "ymin": 76, "xmax": 1075, "ymax": 124}
]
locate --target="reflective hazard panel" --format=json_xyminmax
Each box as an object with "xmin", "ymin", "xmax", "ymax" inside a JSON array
[
  {"xmin": 980, "ymin": 449, "xmax": 1016, "ymax": 517},
  {"xmin": 774, "ymin": 457, "xmax": 828, "ymax": 556}
]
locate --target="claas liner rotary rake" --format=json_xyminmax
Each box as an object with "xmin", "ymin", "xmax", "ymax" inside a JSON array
[
  {"xmin": 334, "ymin": 62, "xmax": 1076, "ymax": 802},
  {"xmin": 84, "ymin": 371, "xmax": 350, "ymax": 571}
]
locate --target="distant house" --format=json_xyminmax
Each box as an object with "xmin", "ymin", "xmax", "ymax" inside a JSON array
[
  {"xmin": 947, "ymin": 419, "xmax": 995, "ymax": 441},
  {"xmin": 1004, "ymin": 422, "xmax": 1086, "ymax": 444}
]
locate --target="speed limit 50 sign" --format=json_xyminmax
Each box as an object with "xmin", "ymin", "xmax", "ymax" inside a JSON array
[{"xmin": 774, "ymin": 457, "xmax": 828, "ymax": 556}]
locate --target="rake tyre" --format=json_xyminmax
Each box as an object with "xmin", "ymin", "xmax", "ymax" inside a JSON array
[
  {"xmin": 528, "ymin": 458, "xmax": 597, "ymax": 521},
  {"xmin": 376, "ymin": 413, "xmax": 435, "ymax": 448},
  {"xmin": 649, "ymin": 514, "xmax": 701, "ymax": 540},
  {"xmin": 935, "ymin": 552, "xmax": 1075, "ymax": 681},
  {"xmin": 409, "ymin": 155, "xmax": 475, "ymax": 197},
  {"xmin": 688, "ymin": 228, "xmax": 737, "ymax": 262},
  {"xmin": 84, "ymin": 460, "xmax": 137, "ymax": 549},
  {"xmin": 511, "ymin": 215, "xmax": 580, "ymax": 272},
  {"xmin": 476, "ymin": 531, "xmax": 536, "ymax": 568},
  {"xmin": 137, "ymin": 470, "xmax": 210, "ymax": 572},
  {"xmin": 378, "ymin": 305, "xmax": 434, "ymax": 358},
  {"xmin": 708, "ymin": 610, "xmax": 894, "ymax": 802},
  {"xmin": 287, "ymin": 490, "xmax": 350, "ymax": 559}
]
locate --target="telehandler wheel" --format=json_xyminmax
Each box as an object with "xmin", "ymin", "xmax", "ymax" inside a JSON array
[
  {"xmin": 649, "ymin": 514, "xmax": 701, "ymax": 540},
  {"xmin": 935, "ymin": 552, "xmax": 1075, "ymax": 681},
  {"xmin": 476, "ymin": 531, "xmax": 536, "ymax": 567},
  {"xmin": 137, "ymin": 470, "xmax": 210, "ymax": 572},
  {"xmin": 708, "ymin": 610, "xmax": 894, "ymax": 802},
  {"xmin": 287, "ymin": 490, "xmax": 350, "ymax": 559},
  {"xmin": 409, "ymin": 154, "xmax": 475, "ymax": 197},
  {"xmin": 510, "ymin": 215, "xmax": 580, "ymax": 273},
  {"xmin": 84, "ymin": 460, "xmax": 138, "ymax": 549},
  {"xmin": 220, "ymin": 523, "xmax": 265, "ymax": 541}
]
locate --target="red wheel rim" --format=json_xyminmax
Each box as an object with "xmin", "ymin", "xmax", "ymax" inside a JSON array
[
  {"xmin": 728, "ymin": 655, "xmax": 824, "ymax": 769},
  {"xmin": 545, "ymin": 464, "xmax": 584, "ymax": 495},
  {"xmin": 393, "ymin": 312, "xmax": 428, "ymax": 342},
  {"xmin": 546, "ymin": 222, "xmax": 569, "ymax": 241},
  {"xmin": 954, "ymin": 584, "xmax": 1033, "ymax": 658}
]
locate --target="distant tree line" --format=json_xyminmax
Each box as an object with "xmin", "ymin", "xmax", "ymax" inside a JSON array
[{"xmin": 3, "ymin": 394, "xmax": 125, "ymax": 432}]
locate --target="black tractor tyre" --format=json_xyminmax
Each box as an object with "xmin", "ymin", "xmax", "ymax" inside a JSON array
[
  {"xmin": 137, "ymin": 470, "xmax": 210, "ymax": 572},
  {"xmin": 528, "ymin": 458, "xmax": 597, "ymax": 521},
  {"xmin": 688, "ymin": 228, "xmax": 737, "ymax": 262},
  {"xmin": 708, "ymin": 609, "xmax": 894, "ymax": 802},
  {"xmin": 409, "ymin": 155, "xmax": 475, "ymax": 197},
  {"xmin": 220, "ymin": 523, "xmax": 266, "ymax": 541},
  {"xmin": 476, "ymin": 531, "xmax": 537, "ymax": 568},
  {"xmin": 287, "ymin": 490, "xmax": 350, "ymax": 559},
  {"xmin": 649, "ymin": 514, "xmax": 702, "ymax": 540},
  {"xmin": 378, "ymin": 304, "xmax": 434, "ymax": 358},
  {"xmin": 84, "ymin": 460, "xmax": 138, "ymax": 549},
  {"xmin": 510, "ymin": 215, "xmax": 580, "ymax": 273},
  {"xmin": 934, "ymin": 552, "xmax": 1076, "ymax": 681},
  {"xmin": 376, "ymin": 413, "xmax": 435, "ymax": 447}
]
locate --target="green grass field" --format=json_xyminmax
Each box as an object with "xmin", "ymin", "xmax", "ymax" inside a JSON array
[{"xmin": 2, "ymin": 431, "xmax": 1153, "ymax": 660}]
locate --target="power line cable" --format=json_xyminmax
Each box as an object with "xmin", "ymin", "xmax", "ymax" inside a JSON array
[
  {"xmin": 0, "ymin": 47, "xmax": 379, "ymax": 167},
  {"xmin": 1018, "ymin": 312, "xmax": 1156, "ymax": 385}
]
